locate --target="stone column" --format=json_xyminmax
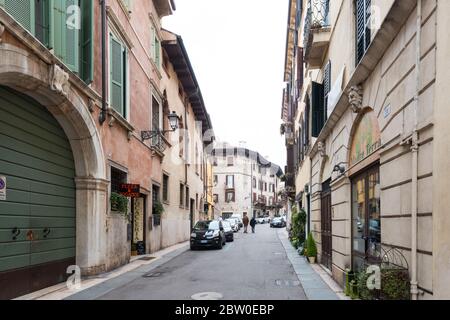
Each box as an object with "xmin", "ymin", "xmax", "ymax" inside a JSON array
[{"xmin": 75, "ymin": 177, "xmax": 109, "ymax": 276}]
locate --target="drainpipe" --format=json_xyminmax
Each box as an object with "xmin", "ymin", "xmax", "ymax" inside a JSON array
[
  {"xmin": 410, "ymin": 0, "xmax": 422, "ymax": 300},
  {"xmin": 99, "ymin": 0, "xmax": 108, "ymax": 125}
]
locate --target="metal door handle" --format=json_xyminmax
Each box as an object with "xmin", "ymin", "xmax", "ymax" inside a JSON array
[
  {"xmin": 43, "ymin": 227, "xmax": 51, "ymax": 238},
  {"xmin": 12, "ymin": 227, "xmax": 21, "ymax": 240}
]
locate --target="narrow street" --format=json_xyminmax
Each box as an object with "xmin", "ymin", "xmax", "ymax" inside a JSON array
[{"xmin": 67, "ymin": 225, "xmax": 307, "ymax": 300}]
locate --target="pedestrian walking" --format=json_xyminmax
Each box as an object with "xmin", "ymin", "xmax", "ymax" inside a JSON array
[
  {"xmin": 250, "ymin": 217, "xmax": 256, "ymax": 233},
  {"xmin": 243, "ymin": 213, "xmax": 249, "ymax": 233}
]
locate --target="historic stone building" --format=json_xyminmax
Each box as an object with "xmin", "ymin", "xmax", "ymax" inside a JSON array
[
  {"xmin": 211, "ymin": 145, "xmax": 283, "ymax": 220},
  {"xmin": 0, "ymin": 0, "xmax": 214, "ymax": 299},
  {"xmin": 282, "ymin": 0, "xmax": 450, "ymax": 299}
]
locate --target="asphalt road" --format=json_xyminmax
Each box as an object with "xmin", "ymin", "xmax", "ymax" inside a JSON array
[{"xmin": 96, "ymin": 224, "xmax": 307, "ymax": 300}]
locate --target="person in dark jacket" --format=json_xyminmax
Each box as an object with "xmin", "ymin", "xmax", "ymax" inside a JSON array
[
  {"xmin": 243, "ymin": 213, "xmax": 249, "ymax": 233},
  {"xmin": 250, "ymin": 217, "xmax": 257, "ymax": 233}
]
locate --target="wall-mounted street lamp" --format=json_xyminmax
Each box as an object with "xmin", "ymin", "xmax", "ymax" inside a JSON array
[{"xmin": 141, "ymin": 111, "xmax": 180, "ymax": 141}]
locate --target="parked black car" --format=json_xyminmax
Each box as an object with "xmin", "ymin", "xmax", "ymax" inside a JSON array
[
  {"xmin": 270, "ymin": 217, "xmax": 286, "ymax": 228},
  {"xmin": 190, "ymin": 220, "xmax": 226, "ymax": 250}
]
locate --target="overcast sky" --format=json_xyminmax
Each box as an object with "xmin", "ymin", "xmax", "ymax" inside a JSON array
[{"xmin": 163, "ymin": 0, "xmax": 288, "ymax": 169}]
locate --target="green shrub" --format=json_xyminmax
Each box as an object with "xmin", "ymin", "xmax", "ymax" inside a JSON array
[
  {"xmin": 356, "ymin": 271, "xmax": 376, "ymax": 300},
  {"xmin": 381, "ymin": 269, "xmax": 410, "ymax": 300},
  {"xmin": 291, "ymin": 206, "xmax": 306, "ymax": 244},
  {"xmin": 111, "ymin": 192, "xmax": 128, "ymax": 214},
  {"xmin": 153, "ymin": 200, "xmax": 165, "ymax": 215},
  {"xmin": 306, "ymin": 232, "xmax": 317, "ymax": 258}
]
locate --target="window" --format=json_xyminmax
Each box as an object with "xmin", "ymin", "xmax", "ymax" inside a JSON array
[
  {"xmin": 185, "ymin": 186, "xmax": 190, "ymax": 210},
  {"xmin": 214, "ymin": 175, "xmax": 218, "ymax": 184},
  {"xmin": 1, "ymin": 0, "xmax": 94, "ymax": 83},
  {"xmin": 356, "ymin": 0, "xmax": 372, "ymax": 64},
  {"xmin": 151, "ymin": 25, "xmax": 161, "ymax": 69},
  {"xmin": 311, "ymin": 82, "xmax": 325, "ymax": 137},
  {"xmin": 152, "ymin": 96, "xmax": 161, "ymax": 131},
  {"xmin": 111, "ymin": 167, "xmax": 127, "ymax": 193},
  {"xmin": 227, "ymin": 157, "xmax": 234, "ymax": 167},
  {"xmin": 212, "ymin": 157, "xmax": 218, "ymax": 166},
  {"xmin": 226, "ymin": 175, "xmax": 234, "ymax": 189},
  {"xmin": 213, "ymin": 194, "xmax": 219, "ymax": 203},
  {"xmin": 252, "ymin": 178, "xmax": 257, "ymax": 189},
  {"xmin": 162, "ymin": 174, "xmax": 169, "ymax": 203},
  {"xmin": 152, "ymin": 184, "xmax": 161, "ymax": 226},
  {"xmin": 225, "ymin": 191, "xmax": 235, "ymax": 203},
  {"xmin": 195, "ymin": 144, "xmax": 199, "ymax": 175},
  {"xmin": 264, "ymin": 183, "xmax": 267, "ymax": 192},
  {"xmin": 179, "ymin": 183, "xmax": 184, "ymax": 207},
  {"xmin": 110, "ymin": 32, "xmax": 128, "ymax": 117},
  {"xmin": 323, "ymin": 61, "xmax": 331, "ymax": 122},
  {"xmin": 253, "ymin": 193, "xmax": 257, "ymax": 203}
]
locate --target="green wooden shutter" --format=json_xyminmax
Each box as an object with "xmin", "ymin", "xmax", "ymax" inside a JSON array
[
  {"xmin": 2, "ymin": 0, "xmax": 35, "ymax": 33},
  {"xmin": 110, "ymin": 36, "xmax": 124, "ymax": 115},
  {"xmin": 311, "ymin": 81, "xmax": 324, "ymax": 138},
  {"xmin": 51, "ymin": 0, "xmax": 79, "ymax": 73},
  {"xmin": 80, "ymin": 0, "xmax": 94, "ymax": 83},
  {"xmin": 155, "ymin": 37, "xmax": 161, "ymax": 69},
  {"xmin": 65, "ymin": 0, "xmax": 79, "ymax": 72},
  {"xmin": 52, "ymin": 0, "xmax": 67, "ymax": 62}
]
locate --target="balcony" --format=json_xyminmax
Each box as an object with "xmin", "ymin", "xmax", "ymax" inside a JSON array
[{"xmin": 303, "ymin": 0, "xmax": 331, "ymax": 68}]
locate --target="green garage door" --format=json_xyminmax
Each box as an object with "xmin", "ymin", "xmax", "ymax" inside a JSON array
[{"xmin": 0, "ymin": 86, "xmax": 76, "ymax": 300}]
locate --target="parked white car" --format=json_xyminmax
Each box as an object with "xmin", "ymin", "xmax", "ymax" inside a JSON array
[
  {"xmin": 231, "ymin": 214, "xmax": 243, "ymax": 227},
  {"xmin": 256, "ymin": 217, "xmax": 265, "ymax": 224},
  {"xmin": 226, "ymin": 218, "xmax": 239, "ymax": 232}
]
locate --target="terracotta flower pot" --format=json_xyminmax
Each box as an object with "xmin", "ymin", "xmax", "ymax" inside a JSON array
[{"xmin": 308, "ymin": 256, "xmax": 316, "ymax": 264}]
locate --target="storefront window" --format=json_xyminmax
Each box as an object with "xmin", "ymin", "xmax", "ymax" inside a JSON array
[{"xmin": 352, "ymin": 166, "xmax": 381, "ymax": 271}]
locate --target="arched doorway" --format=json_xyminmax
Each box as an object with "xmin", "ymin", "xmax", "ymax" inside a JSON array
[
  {"xmin": 0, "ymin": 86, "xmax": 76, "ymax": 299},
  {"xmin": 348, "ymin": 109, "xmax": 382, "ymax": 271},
  {"xmin": 0, "ymin": 43, "xmax": 108, "ymax": 299}
]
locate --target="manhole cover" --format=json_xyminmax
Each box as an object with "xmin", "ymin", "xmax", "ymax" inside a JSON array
[
  {"xmin": 143, "ymin": 272, "xmax": 164, "ymax": 278},
  {"xmin": 138, "ymin": 256, "xmax": 156, "ymax": 261},
  {"xmin": 191, "ymin": 292, "xmax": 223, "ymax": 300}
]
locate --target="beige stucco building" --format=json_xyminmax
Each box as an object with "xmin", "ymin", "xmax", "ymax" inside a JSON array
[{"xmin": 282, "ymin": 0, "xmax": 450, "ymax": 299}]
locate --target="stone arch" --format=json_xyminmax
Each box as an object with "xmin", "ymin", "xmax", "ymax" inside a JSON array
[
  {"xmin": 0, "ymin": 43, "xmax": 108, "ymax": 275},
  {"xmin": 346, "ymin": 107, "xmax": 381, "ymax": 171}
]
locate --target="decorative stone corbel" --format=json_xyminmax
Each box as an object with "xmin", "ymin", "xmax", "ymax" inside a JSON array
[
  {"xmin": 348, "ymin": 85, "xmax": 363, "ymax": 114},
  {"xmin": 318, "ymin": 141, "xmax": 327, "ymax": 158},
  {"xmin": 50, "ymin": 64, "xmax": 70, "ymax": 97},
  {"xmin": 0, "ymin": 23, "xmax": 5, "ymax": 43},
  {"xmin": 88, "ymin": 98, "xmax": 95, "ymax": 113}
]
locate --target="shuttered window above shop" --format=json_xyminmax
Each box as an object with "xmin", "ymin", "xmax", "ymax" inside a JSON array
[
  {"xmin": 0, "ymin": 0, "xmax": 94, "ymax": 83},
  {"xmin": 311, "ymin": 81, "xmax": 325, "ymax": 137},
  {"xmin": 110, "ymin": 33, "xmax": 128, "ymax": 117},
  {"xmin": 356, "ymin": 0, "xmax": 371, "ymax": 64}
]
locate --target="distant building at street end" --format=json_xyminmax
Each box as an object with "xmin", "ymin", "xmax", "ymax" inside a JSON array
[{"xmin": 211, "ymin": 145, "xmax": 284, "ymax": 220}]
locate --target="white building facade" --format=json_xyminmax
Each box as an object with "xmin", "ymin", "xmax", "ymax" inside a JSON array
[{"xmin": 211, "ymin": 147, "xmax": 283, "ymax": 219}]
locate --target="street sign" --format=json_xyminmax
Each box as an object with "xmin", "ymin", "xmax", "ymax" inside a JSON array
[
  {"xmin": 119, "ymin": 184, "xmax": 140, "ymax": 198},
  {"xmin": 0, "ymin": 176, "xmax": 6, "ymax": 201}
]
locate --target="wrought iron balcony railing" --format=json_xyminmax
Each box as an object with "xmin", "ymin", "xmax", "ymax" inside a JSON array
[{"xmin": 303, "ymin": 0, "xmax": 330, "ymax": 49}]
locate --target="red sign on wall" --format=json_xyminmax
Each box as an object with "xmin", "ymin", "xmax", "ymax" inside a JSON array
[{"xmin": 119, "ymin": 184, "xmax": 141, "ymax": 198}]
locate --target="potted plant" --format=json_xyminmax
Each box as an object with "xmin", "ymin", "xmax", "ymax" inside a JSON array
[
  {"xmin": 306, "ymin": 232, "xmax": 317, "ymax": 263},
  {"xmin": 131, "ymin": 243, "xmax": 137, "ymax": 256},
  {"xmin": 153, "ymin": 200, "xmax": 164, "ymax": 215},
  {"xmin": 111, "ymin": 192, "xmax": 128, "ymax": 214}
]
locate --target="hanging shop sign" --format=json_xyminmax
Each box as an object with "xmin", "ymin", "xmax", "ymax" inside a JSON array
[
  {"xmin": 350, "ymin": 110, "xmax": 381, "ymax": 166},
  {"xmin": 0, "ymin": 176, "xmax": 6, "ymax": 201},
  {"xmin": 120, "ymin": 184, "xmax": 141, "ymax": 198}
]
